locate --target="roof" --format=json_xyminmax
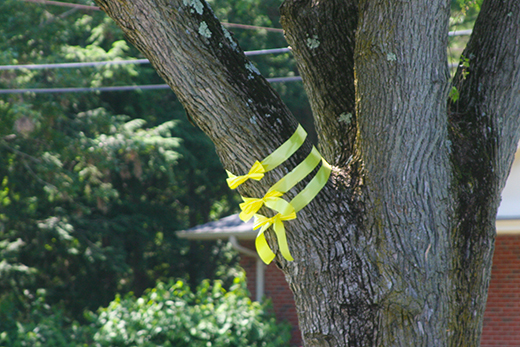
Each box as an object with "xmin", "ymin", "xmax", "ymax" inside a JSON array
[{"xmin": 176, "ymin": 214, "xmax": 256, "ymax": 240}]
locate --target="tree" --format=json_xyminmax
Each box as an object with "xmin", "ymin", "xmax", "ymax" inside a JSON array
[
  {"xmin": 92, "ymin": 0, "xmax": 520, "ymax": 345},
  {"xmin": 0, "ymin": 0, "xmax": 240, "ymax": 320}
]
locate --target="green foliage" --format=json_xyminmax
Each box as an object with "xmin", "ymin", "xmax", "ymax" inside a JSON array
[
  {"xmin": 454, "ymin": 0, "xmax": 483, "ymax": 16},
  {"xmin": 0, "ymin": 0, "xmax": 240, "ymax": 320},
  {"xmin": 0, "ymin": 290, "xmax": 94, "ymax": 347},
  {"xmin": 0, "ymin": 0, "xmax": 308, "ymax": 337},
  {"xmin": 0, "ymin": 275, "xmax": 291, "ymax": 347},
  {"xmin": 92, "ymin": 274, "xmax": 291, "ymax": 347},
  {"xmin": 449, "ymin": 86, "xmax": 460, "ymax": 102},
  {"xmin": 448, "ymin": 0, "xmax": 482, "ymax": 68}
]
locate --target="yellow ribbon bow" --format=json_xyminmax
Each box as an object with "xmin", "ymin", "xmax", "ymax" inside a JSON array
[
  {"xmin": 239, "ymin": 190, "xmax": 283, "ymax": 222},
  {"xmin": 225, "ymin": 125, "xmax": 307, "ymax": 190},
  {"xmin": 226, "ymin": 161, "xmax": 265, "ymax": 189},
  {"xmin": 223, "ymin": 123, "xmax": 331, "ymax": 264},
  {"xmin": 253, "ymin": 211, "xmax": 296, "ymax": 264}
]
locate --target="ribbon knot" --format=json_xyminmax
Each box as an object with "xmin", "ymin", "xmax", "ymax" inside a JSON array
[
  {"xmin": 226, "ymin": 161, "xmax": 265, "ymax": 189},
  {"xmin": 253, "ymin": 211, "xmax": 296, "ymax": 264},
  {"xmin": 239, "ymin": 190, "xmax": 283, "ymax": 222}
]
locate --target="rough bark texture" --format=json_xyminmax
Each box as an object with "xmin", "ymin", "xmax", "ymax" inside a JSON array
[
  {"xmin": 354, "ymin": 0, "xmax": 453, "ymax": 345},
  {"xmin": 93, "ymin": 0, "xmax": 520, "ymax": 345},
  {"xmin": 448, "ymin": 1, "xmax": 520, "ymax": 344},
  {"xmin": 280, "ymin": 0, "xmax": 358, "ymax": 166}
]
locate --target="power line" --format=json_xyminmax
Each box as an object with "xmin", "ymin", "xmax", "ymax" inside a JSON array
[
  {"xmin": 448, "ymin": 29, "xmax": 473, "ymax": 37},
  {"xmin": 220, "ymin": 22, "xmax": 283, "ymax": 33},
  {"xmin": 0, "ymin": 84, "xmax": 170, "ymax": 94},
  {"xmin": 265, "ymin": 76, "xmax": 301, "ymax": 83},
  {"xmin": 0, "ymin": 48, "xmax": 292, "ymax": 71},
  {"xmin": 21, "ymin": 0, "xmax": 99, "ymax": 11},
  {"xmin": 245, "ymin": 47, "xmax": 290, "ymax": 56},
  {"xmin": 20, "ymin": 0, "xmax": 285, "ymax": 32},
  {"xmin": 0, "ymin": 59, "xmax": 150, "ymax": 71},
  {"xmin": 0, "ymin": 76, "xmax": 302, "ymax": 94},
  {"xmin": 21, "ymin": 0, "xmax": 473, "ymax": 37}
]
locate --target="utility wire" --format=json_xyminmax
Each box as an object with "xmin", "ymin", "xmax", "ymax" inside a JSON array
[
  {"xmin": 0, "ymin": 76, "xmax": 302, "ymax": 94},
  {"xmin": 0, "ymin": 48, "xmax": 292, "ymax": 71},
  {"xmin": 0, "ymin": 59, "xmax": 149, "ymax": 71},
  {"xmin": 448, "ymin": 29, "xmax": 473, "ymax": 37},
  {"xmin": 21, "ymin": 0, "xmax": 98, "ymax": 11},
  {"xmin": 246, "ymin": 47, "xmax": 290, "ymax": 56},
  {"xmin": 20, "ymin": 0, "xmax": 284, "ymax": 32},
  {"xmin": 21, "ymin": 0, "xmax": 473, "ymax": 36},
  {"xmin": 220, "ymin": 22, "xmax": 283, "ymax": 33},
  {"xmin": 0, "ymin": 84, "xmax": 170, "ymax": 94}
]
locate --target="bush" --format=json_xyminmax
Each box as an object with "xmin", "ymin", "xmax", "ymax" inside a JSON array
[
  {"xmin": 0, "ymin": 290, "xmax": 93, "ymax": 347},
  {"xmin": 0, "ymin": 274, "xmax": 291, "ymax": 347},
  {"xmin": 93, "ymin": 273, "xmax": 291, "ymax": 347}
]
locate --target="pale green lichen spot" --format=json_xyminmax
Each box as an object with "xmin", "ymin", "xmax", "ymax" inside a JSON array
[
  {"xmin": 222, "ymin": 27, "xmax": 238, "ymax": 51},
  {"xmin": 182, "ymin": 0, "xmax": 204, "ymax": 15},
  {"xmin": 338, "ymin": 112, "xmax": 352, "ymax": 124},
  {"xmin": 198, "ymin": 22, "xmax": 212, "ymax": 38},
  {"xmin": 245, "ymin": 62, "xmax": 260, "ymax": 79},
  {"xmin": 446, "ymin": 139, "xmax": 452, "ymax": 153},
  {"xmin": 386, "ymin": 53, "xmax": 397, "ymax": 61},
  {"xmin": 306, "ymin": 35, "xmax": 320, "ymax": 49}
]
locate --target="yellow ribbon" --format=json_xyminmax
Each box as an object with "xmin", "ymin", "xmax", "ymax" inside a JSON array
[
  {"xmin": 254, "ymin": 210, "xmax": 296, "ymax": 264},
  {"xmin": 238, "ymin": 147, "xmax": 322, "ymax": 222},
  {"xmin": 226, "ymin": 161, "xmax": 265, "ymax": 189},
  {"xmin": 290, "ymin": 158, "xmax": 332, "ymax": 213},
  {"xmin": 268, "ymin": 146, "xmax": 322, "ymax": 194},
  {"xmin": 239, "ymin": 190, "xmax": 283, "ymax": 222},
  {"xmin": 253, "ymin": 158, "xmax": 332, "ymax": 264},
  {"xmin": 225, "ymin": 125, "xmax": 306, "ymax": 190},
  {"xmin": 223, "ymin": 123, "xmax": 332, "ymax": 264},
  {"xmin": 260, "ymin": 124, "xmax": 306, "ymax": 171}
]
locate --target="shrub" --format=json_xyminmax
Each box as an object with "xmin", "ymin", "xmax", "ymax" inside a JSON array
[
  {"xmin": 0, "ymin": 274, "xmax": 291, "ymax": 347},
  {"xmin": 93, "ymin": 273, "xmax": 291, "ymax": 347},
  {"xmin": 0, "ymin": 290, "xmax": 93, "ymax": 347}
]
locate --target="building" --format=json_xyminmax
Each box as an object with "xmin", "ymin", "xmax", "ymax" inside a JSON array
[
  {"xmin": 481, "ymin": 148, "xmax": 520, "ymax": 347},
  {"xmin": 177, "ymin": 151, "xmax": 520, "ymax": 346}
]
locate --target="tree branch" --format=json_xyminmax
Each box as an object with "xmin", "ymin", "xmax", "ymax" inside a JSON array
[
  {"xmin": 449, "ymin": 0, "xmax": 520, "ymax": 197},
  {"xmin": 93, "ymin": 0, "xmax": 306, "ymax": 188},
  {"xmin": 280, "ymin": 0, "xmax": 358, "ymax": 167},
  {"xmin": 447, "ymin": 1, "xmax": 520, "ymax": 343},
  {"xmin": 92, "ymin": 0, "xmax": 352, "ymax": 276}
]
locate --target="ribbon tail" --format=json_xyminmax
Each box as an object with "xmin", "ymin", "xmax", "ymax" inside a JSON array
[
  {"xmin": 272, "ymin": 220, "xmax": 294, "ymax": 262},
  {"xmin": 255, "ymin": 229, "xmax": 276, "ymax": 264},
  {"xmin": 239, "ymin": 209, "xmax": 254, "ymax": 222}
]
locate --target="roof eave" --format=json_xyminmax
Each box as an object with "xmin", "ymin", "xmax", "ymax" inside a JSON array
[{"xmin": 176, "ymin": 230, "xmax": 257, "ymax": 240}]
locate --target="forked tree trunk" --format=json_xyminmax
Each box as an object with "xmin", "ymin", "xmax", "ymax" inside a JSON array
[{"xmin": 94, "ymin": 0, "xmax": 520, "ymax": 345}]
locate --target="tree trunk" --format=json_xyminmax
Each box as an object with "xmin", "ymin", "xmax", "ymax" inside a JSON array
[{"xmin": 93, "ymin": 0, "xmax": 520, "ymax": 345}]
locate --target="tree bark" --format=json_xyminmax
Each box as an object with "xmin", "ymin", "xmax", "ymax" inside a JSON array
[
  {"xmin": 93, "ymin": 0, "xmax": 520, "ymax": 345},
  {"xmin": 280, "ymin": 0, "xmax": 358, "ymax": 166},
  {"xmin": 447, "ymin": 1, "xmax": 520, "ymax": 344},
  {"xmin": 353, "ymin": 0, "xmax": 455, "ymax": 345}
]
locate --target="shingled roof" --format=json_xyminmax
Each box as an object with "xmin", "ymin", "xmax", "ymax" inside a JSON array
[{"xmin": 176, "ymin": 214, "xmax": 256, "ymax": 240}]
